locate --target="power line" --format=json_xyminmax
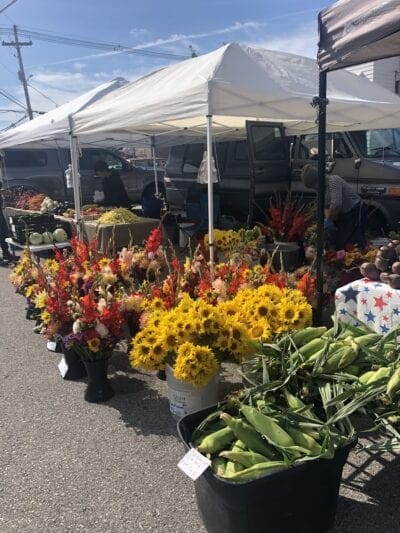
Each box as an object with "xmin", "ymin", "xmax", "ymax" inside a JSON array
[
  {"xmin": 0, "ymin": 26, "xmax": 189, "ymax": 60},
  {"xmin": 0, "ymin": 87, "xmax": 26, "ymax": 109},
  {"xmin": 27, "ymin": 81, "xmax": 58, "ymax": 107},
  {"xmin": 0, "ymin": 0, "xmax": 18, "ymax": 15}
]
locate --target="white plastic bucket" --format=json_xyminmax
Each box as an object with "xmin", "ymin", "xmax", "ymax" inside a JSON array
[{"xmin": 165, "ymin": 364, "xmax": 219, "ymax": 419}]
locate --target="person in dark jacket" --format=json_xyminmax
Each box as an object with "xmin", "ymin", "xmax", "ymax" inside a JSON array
[
  {"xmin": 0, "ymin": 181, "xmax": 12, "ymax": 263},
  {"xmin": 301, "ymin": 164, "xmax": 367, "ymax": 250},
  {"xmin": 93, "ymin": 160, "xmax": 130, "ymax": 208}
]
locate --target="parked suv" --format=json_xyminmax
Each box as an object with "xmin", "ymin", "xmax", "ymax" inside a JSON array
[
  {"xmin": 0, "ymin": 147, "xmax": 164, "ymax": 205},
  {"xmin": 164, "ymin": 123, "xmax": 290, "ymax": 221},
  {"xmin": 164, "ymin": 123, "xmax": 400, "ymax": 233}
]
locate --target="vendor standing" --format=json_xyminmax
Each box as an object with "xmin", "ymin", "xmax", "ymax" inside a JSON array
[
  {"xmin": 93, "ymin": 160, "xmax": 130, "ymax": 208},
  {"xmin": 301, "ymin": 164, "xmax": 367, "ymax": 249}
]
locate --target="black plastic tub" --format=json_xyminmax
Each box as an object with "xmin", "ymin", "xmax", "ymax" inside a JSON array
[{"xmin": 177, "ymin": 405, "xmax": 356, "ymax": 533}]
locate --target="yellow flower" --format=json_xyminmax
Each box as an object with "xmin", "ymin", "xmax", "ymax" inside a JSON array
[
  {"xmin": 40, "ymin": 310, "xmax": 51, "ymax": 324},
  {"xmin": 173, "ymin": 342, "xmax": 218, "ymax": 387},
  {"xmin": 34, "ymin": 290, "xmax": 48, "ymax": 309},
  {"xmin": 87, "ymin": 338, "xmax": 101, "ymax": 352}
]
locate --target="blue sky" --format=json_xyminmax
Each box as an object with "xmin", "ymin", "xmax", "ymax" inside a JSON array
[{"xmin": 0, "ymin": 0, "xmax": 326, "ymax": 130}]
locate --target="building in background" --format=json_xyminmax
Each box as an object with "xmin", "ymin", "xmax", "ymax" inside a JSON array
[{"xmin": 347, "ymin": 57, "xmax": 400, "ymax": 95}]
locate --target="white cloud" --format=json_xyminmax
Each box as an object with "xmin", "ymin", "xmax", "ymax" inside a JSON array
[
  {"xmin": 244, "ymin": 22, "xmax": 318, "ymax": 59},
  {"xmin": 133, "ymin": 21, "xmax": 266, "ymax": 49}
]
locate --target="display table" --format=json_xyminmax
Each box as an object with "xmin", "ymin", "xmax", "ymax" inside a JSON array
[
  {"xmin": 335, "ymin": 278, "xmax": 400, "ymax": 333},
  {"xmin": 6, "ymin": 237, "xmax": 71, "ymax": 254},
  {"xmin": 83, "ymin": 218, "xmax": 160, "ymax": 253}
]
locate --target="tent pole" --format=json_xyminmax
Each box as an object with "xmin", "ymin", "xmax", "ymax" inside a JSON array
[
  {"xmin": 315, "ymin": 70, "xmax": 327, "ymax": 326},
  {"xmin": 206, "ymin": 114, "xmax": 214, "ymax": 281},
  {"xmin": 68, "ymin": 115, "xmax": 82, "ymax": 238},
  {"xmin": 151, "ymin": 135, "xmax": 159, "ymax": 196}
]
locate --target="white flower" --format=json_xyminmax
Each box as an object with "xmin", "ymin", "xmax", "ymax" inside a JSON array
[
  {"xmin": 72, "ymin": 319, "xmax": 82, "ymax": 334},
  {"xmin": 95, "ymin": 321, "xmax": 109, "ymax": 338},
  {"xmin": 97, "ymin": 298, "xmax": 107, "ymax": 313}
]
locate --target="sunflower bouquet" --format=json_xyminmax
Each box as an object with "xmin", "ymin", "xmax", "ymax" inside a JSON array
[{"xmin": 130, "ymin": 285, "xmax": 312, "ymax": 387}]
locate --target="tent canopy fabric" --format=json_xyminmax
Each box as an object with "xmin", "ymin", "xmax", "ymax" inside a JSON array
[
  {"xmin": 0, "ymin": 77, "xmax": 146, "ymax": 149},
  {"xmin": 318, "ymin": 0, "xmax": 400, "ymax": 72},
  {"xmin": 73, "ymin": 42, "xmax": 400, "ymax": 138}
]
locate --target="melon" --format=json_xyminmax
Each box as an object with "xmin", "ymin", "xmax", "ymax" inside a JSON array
[
  {"xmin": 29, "ymin": 232, "xmax": 43, "ymax": 245},
  {"xmin": 42, "ymin": 231, "xmax": 54, "ymax": 244},
  {"xmin": 52, "ymin": 228, "xmax": 68, "ymax": 243}
]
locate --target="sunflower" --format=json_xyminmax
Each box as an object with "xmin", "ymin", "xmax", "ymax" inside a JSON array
[
  {"xmin": 87, "ymin": 337, "xmax": 101, "ymax": 352},
  {"xmin": 173, "ymin": 342, "xmax": 218, "ymax": 387}
]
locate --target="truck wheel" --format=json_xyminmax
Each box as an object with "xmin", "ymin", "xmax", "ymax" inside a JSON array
[{"xmin": 141, "ymin": 183, "xmax": 165, "ymax": 203}]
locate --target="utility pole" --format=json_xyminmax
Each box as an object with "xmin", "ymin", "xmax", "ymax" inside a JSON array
[{"xmin": 2, "ymin": 25, "xmax": 33, "ymax": 119}]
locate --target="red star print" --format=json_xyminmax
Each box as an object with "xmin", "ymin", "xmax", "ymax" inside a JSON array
[
  {"xmin": 382, "ymin": 315, "xmax": 389, "ymax": 322},
  {"xmin": 361, "ymin": 297, "xmax": 367, "ymax": 305},
  {"xmin": 386, "ymin": 292, "xmax": 393, "ymax": 299},
  {"xmin": 374, "ymin": 296, "xmax": 387, "ymax": 310}
]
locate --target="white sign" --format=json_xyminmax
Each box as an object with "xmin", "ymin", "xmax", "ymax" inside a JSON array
[
  {"xmin": 177, "ymin": 448, "xmax": 211, "ymax": 481},
  {"xmin": 58, "ymin": 356, "xmax": 69, "ymax": 378},
  {"xmin": 47, "ymin": 341, "xmax": 57, "ymax": 352}
]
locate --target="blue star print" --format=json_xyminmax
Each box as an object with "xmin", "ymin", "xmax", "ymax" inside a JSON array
[
  {"xmin": 365, "ymin": 311, "xmax": 376, "ymax": 322},
  {"xmin": 341, "ymin": 286, "xmax": 360, "ymax": 303},
  {"xmin": 339, "ymin": 308, "xmax": 347, "ymax": 315},
  {"xmin": 364, "ymin": 286, "xmax": 370, "ymax": 292},
  {"xmin": 380, "ymin": 324, "xmax": 389, "ymax": 333},
  {"xmin": 394, "ymin": 308, "xmax": 400, "ymax": 316}
]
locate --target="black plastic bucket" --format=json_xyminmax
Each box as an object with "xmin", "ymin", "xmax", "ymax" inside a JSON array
[{"xmin": 177, "ymin": 405, "xmax": 356, "ymax": 533}]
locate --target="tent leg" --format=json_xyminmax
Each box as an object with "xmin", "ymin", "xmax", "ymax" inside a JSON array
[
  {"xmin": 206, "ymin": 114, "xmax": 214, "ymax": 281},
  {"xmin": 316, "ymin": 70, "xmax": 327, "ymax": 326},
  {"xmin": 151, "ymin": 135, "xmax": 159, "ymax": 197},
  {"xmin": 68, "ymin": 115, "xmax": 82, "ymax": 238}
]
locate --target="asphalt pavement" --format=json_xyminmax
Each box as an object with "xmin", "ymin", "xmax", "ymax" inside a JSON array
[{"xmin": 0, "ymin": 262, "xmax": 399, "ymax": 533}]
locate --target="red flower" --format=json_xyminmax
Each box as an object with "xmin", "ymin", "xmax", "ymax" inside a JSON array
[{"xmin": 146, "ymin": 226, "xmax": 162, "ymax": 254}]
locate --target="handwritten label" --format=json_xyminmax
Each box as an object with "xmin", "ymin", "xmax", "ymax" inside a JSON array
[
  {"xmin": 177, "ymin": 448, "xmax": 211, "ymax": 481},
  {"xmin": 47, "ymin": 341, "xmax": 57, "ymax": 352},
  {"xmin": 58, "ymin": 356, "xmax": 68, "ymax": 378}
]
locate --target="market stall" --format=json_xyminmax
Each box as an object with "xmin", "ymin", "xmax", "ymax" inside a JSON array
[{"xmin": 71, "ymin": 42, "xmax": 400, "ymax": 279}]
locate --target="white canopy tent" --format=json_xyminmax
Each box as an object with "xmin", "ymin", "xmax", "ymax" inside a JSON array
[
  {"xmin": 0, "ymin": 77, "xmax": 142, "ymax": 149},
  {"xmin": 0, "ymin": 77, "xmax": 156, "ymax": 234},
  {"xmin": 71, "ymin": 42, "xmax": 400, "ymax": 273}
]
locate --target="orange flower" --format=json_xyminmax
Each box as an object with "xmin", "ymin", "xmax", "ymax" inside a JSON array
[{"xmin": 87, "ymin": 337, "xmax": 101, "ymax": 352}]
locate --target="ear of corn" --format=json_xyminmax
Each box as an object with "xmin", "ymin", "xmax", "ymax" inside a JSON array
[
  {"xmin": 240, "ymin": 405, "xmax": 295, "ymax": 448},
  {"xmin": 231, "ymin": 440, "xmax": 247, "ymax": 452},
  {"xmin": 367, "ymin": 366, "xmax": 391, "ymax": 385},
  {"xmin": 197, "ymin": 426, "xmax": 235, "ymax": 454},
  {"xmin": 285, "ymin": 427, "xmax": 322, "ymax": 455},
  {"xmin": 386, "ymin": 367, "xmax": 400, "ymax": 398},
  {"xmin": 219, "ymin": 450, "xmax": 270, "ymax": 467},
  {"xmin": 220, "ymin": 413, "xmax": 280, "ymax": 459},
  {"xmin": 224, "ymin": 460, "xmax": 245, "ymax": 476},
  {"xmin": 212, "ymin": 457, "xmax": 226, "ymax": 477},
  {"xmin": 220, "ymin": 461, "xmax": 288, "ymax": 481},
  {"xmin": 298, "ymin": 338, "xmax": 326, "ymax": 359},
  {"xmin": 291, "ymin": 327, "xmax": 327, "ymax": 347},
  {"xmin": 353, "ymin": 334, "xmax": 382, "ymax": 347}
]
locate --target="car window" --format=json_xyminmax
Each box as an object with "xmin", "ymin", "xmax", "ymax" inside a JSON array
[
  {"xmin": 5, "ymin": 150, "xmax": 48, "ymax": 167},
  {"xmin": 166, "ymin": 145, "xmax": 186, "ymax": 174},
  {"xmin": 299, "ymin": 133, "xmax": 352, "ymax": 159},
  {"xmin": 183, "ymin": 143, "xmax": 204, "ymax": 172},
  {"xmin": 233, "ymin": 142, "xmax": 248, "ymax": 162},
  {"xmin": 78, "ymin": 150, "xmax": 123, "ymax": 171},
  {"xmin": 250, "ymin": 126, "xmax": 286, "ymax": 160}
]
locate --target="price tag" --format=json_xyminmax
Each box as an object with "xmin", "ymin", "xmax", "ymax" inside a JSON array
[
  {"xmin": 47, "ymin": 341, "xmax": 57, "ymax": 352},
  {"xmin": 58, "ymin": 356, "xmax": 69, "ymax": 378},
  {"xmin": 177, "ymin": 448, "xmax": 211, "ymax": 481}
]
